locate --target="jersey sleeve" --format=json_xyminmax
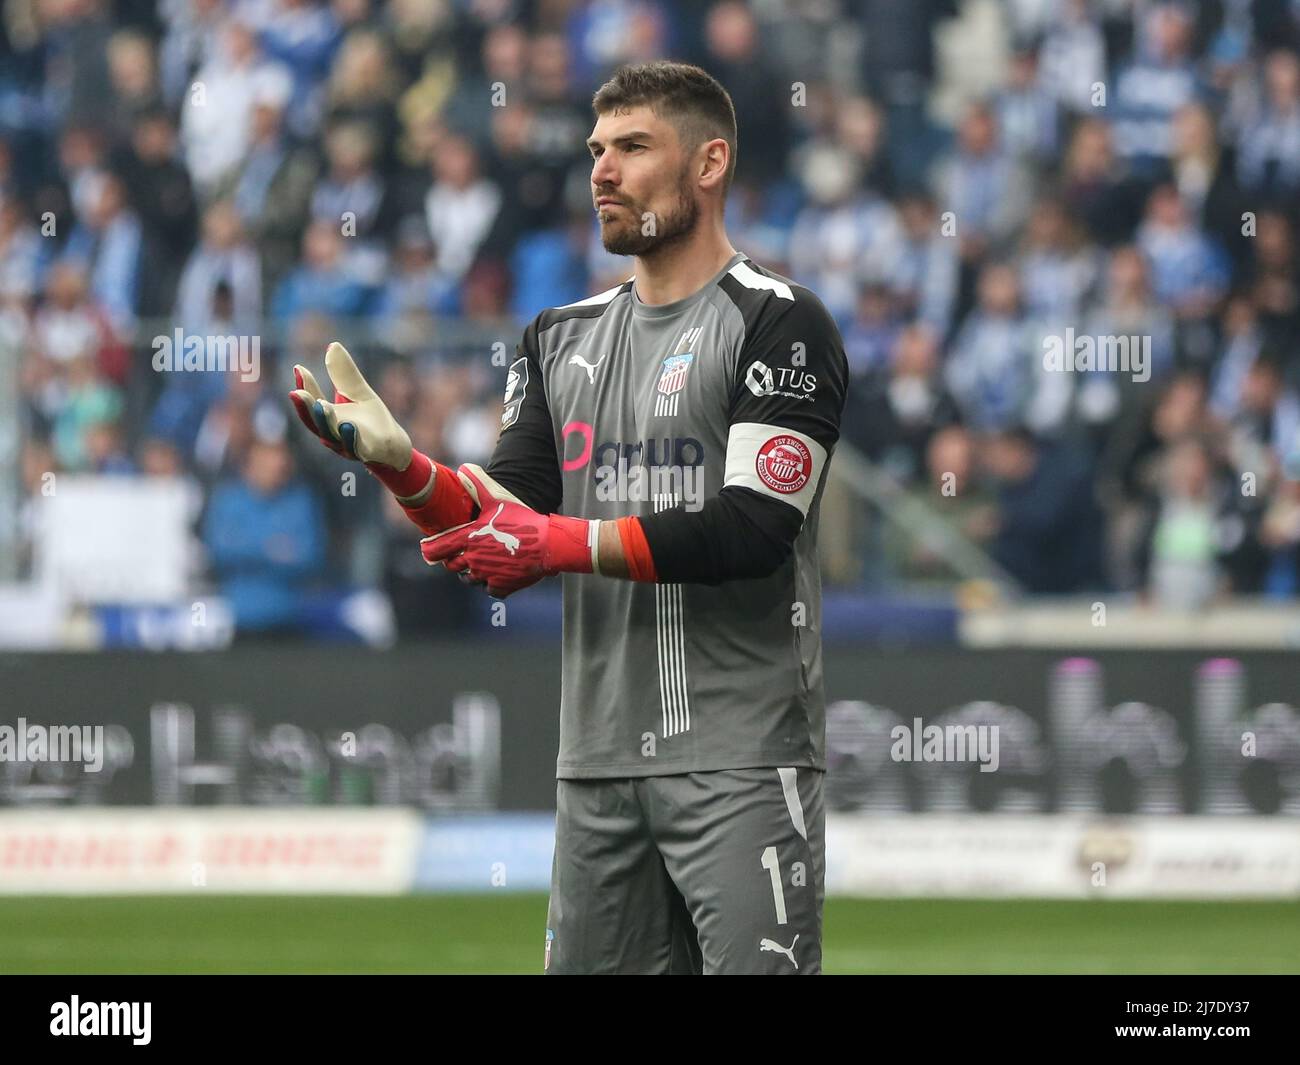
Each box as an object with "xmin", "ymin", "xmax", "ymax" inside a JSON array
[
  {"xmin": 483, "ymin": 316, "xmax": 563, "ymax": 515},
  {"xmin": 636, "ymin": 285, "xmax": 848, "ymax": 585},
  {"xmin": 723, "ymin": 286, "xmax": 848, "ymax": 523}
]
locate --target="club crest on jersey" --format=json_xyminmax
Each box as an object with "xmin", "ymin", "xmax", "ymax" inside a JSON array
[
  {"xmin": 653, "ymin": 326, "xmax": 702, "ymax": 418},
  {"xmin": 657, "ymin": 353, "xmax": 694, "ymax": 395},
  {"xmin": 756, "ymin": 434, "xmax": 812, "ymax": 494}
]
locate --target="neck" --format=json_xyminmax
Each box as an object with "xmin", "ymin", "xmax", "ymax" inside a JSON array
[{"xmin": 632, "ymin": 216, "xmax": 737, "ymax": 306}]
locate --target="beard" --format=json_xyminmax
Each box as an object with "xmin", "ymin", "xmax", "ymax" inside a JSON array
[{"xmin": 598, "ymin": 167, "xmax": 699, "ymax": 257}]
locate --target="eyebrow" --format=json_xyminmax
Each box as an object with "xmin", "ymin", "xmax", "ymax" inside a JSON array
[{"xmin": 586, "ymin": 131, "xmax": 655, "ymax": 152}]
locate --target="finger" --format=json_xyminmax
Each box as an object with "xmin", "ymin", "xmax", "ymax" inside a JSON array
[
  {"xmin": 420, "ymin": 525, "xmax": 472, "ymax": 564},
  {"xmin": 456, "ymin": 462, "xmax": 525, "ymax": 507},
  {"xmin": 288, "ymin": 389, "xmax": 320, "ymax": 436},
  {"xmin": 293, "ymin": 365, "xmax": 326, "ymax": 403},
  {"xmin": 325, "ymin": 341, "xmax": 375, "ymax": 404},
  {"xmin": 444, "ymin": 554, "xmax": 471, "ymax": 574},
  {"xmin": 291, "ymin": 390, "xmax": 347, "ymax": 454},
  {"xmin": 314, "ymin": 399, "xmax": 348, "ymax": 451},
  {"xmin": 454, "ymin": 463, "xmax": 491, "ymax": 509},
  {"xmin": 336, "ymin": 420, "xmax": 360, "ymax": 460}
]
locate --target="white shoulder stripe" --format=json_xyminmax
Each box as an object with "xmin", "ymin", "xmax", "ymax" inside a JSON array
[
  {"xmin": 728, "ymin": 261, "xmax": 794, "ymax": 301},
  {"xmin": 559, "ymin": 278, "xmax": 634, "ymax": 309}
]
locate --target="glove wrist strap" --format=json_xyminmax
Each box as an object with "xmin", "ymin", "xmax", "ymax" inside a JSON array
[
  {"xmin": 366, "ymin": 449, "xmax": 433, "ymax": 501},
  {"xmin": 546, "ymin": 515, "xmax": 597, "ymax": 575}
]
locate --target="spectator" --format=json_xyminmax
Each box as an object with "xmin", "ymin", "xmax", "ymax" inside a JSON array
[
  {"xmin": 1234, "ymin": 49, "xmax": 1300, "ymax": 203},
  {"xmin": 997, "ymin": 46, "xmax": 1059, "ymax": 166},
  {"xmin": 272, "ymin": 219, "xmax": 370, "ymax": 325},
  {"xmin": 1058, "ymin": 118, "xmax": 1147, "ymax": 247},
  {"xmin": 1110, "ymin": 2, "xmax": 1203, "ymax": 174},
  {"xmin": 788, "ymin": 145, "xmax": 903, "ymax": 325},
  {"xmin": 945, "ymin": 263, "xmax": 1040, "ymax": 432},
  {"xmin": 310, "ymin": 121, "xmax": 390, "ymax": 284},
  {"xmin": 1243, "ymin": 211, "xmax": 1300, "ymax": 352},
  {"xmin": 701, "ymin": 1, "xmax": 790, "ymax": 185},
  {"xmin": 423, "ymin": 131, "xmax": 502, "ymax": 282},
  {"xmin": 113, "ymin": 110, "xmax": 198, "ymax": 317},
  {"xmin": 61, "ymin": 172, "xmax": 142, "ymax": 334},
  {"xmin": 374, "ymin": 215, "xmax": 459, "ymax": 325},
  {"xmin": 180, "ymin": 19, "xmax": 292, "ymax": 195},
  {"xmin": 51, "ymin": 355, "xmax": 123, "ymax": 472},
  {"xmin": 983, "ymin": 427, "xmax": 1104, "ymax": 593},
  {"xmin": 929, "ymin": 101, "xmax": 1033, "ymax": 264},
  {"xmin": 202, "ymin": 435, "xmax": 326, "ymax": 638},
  {"xmin": 1017, "ymin": 197, "xmax": 1101, "ymax": 322},
  {"xmin": 221, "ymin": 82, "xmax": 320, "ymax": 299},
  {"xmin": 847, "ymin": 324, "xmax": 960, "ymax": 485},
  {"xmin": 324, "ymin": 29, "xmax": 401, "ymax": 174},
  {"xmin": 105, "ymin": 30, "xmax": 164, "ymax": 144},
  {"xmin": 1035, "ymin": 0, "xmax": 1108, "ymax": 115},
  {"xmin": 1077, "ymin": 245, "xmax": 1177, "ymax": 431},
  {"xmin": 1140, "ymin": 437, "xmax": 1227, "ymax": 608},
  {"xmin": 1135, "ymin": 183, "xmax": 1229, "ymax": 323},
  {"xmin": 253, "ymin": 0, "xmax": 341, "ymax": 140},
  {"xmin": 881, "ymin": 425, "xmax": 999, "ymax": 584},
  {"xmin": 174, "ymin": 199, "xmax": 263, "ymax": 334}
]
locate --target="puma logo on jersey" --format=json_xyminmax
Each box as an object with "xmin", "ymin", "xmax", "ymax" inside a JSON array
[
  {"xmin": 568, "ymin": 352, "xmax": 608, "ymax": 384},
  {"xmin": 468, "ymin": 503, "xmax": 520, "ymax": 554},
  {"xmin": 759, "ymin": 934, "xmax": 800, "ymax": 969}
]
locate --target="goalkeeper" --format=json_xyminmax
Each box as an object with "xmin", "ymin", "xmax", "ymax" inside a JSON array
[{"xmin": 289, "ymin": 61, "xmax": 847, "ymax": 975}]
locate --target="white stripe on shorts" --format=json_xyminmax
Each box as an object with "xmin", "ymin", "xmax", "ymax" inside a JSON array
[{"xmin": 777, "ymin": 767, "xmax": 807, "ymax": 841}]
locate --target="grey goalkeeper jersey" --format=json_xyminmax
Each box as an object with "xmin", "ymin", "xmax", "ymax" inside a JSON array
[{"xmin": 485, "ymin": 252, "xmax": 848, "ymax": 779}]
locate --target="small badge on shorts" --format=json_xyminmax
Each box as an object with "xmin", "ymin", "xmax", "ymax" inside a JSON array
[{"xmin": 544, "ymin": 927, "xmax": 555, "ymax": 971}]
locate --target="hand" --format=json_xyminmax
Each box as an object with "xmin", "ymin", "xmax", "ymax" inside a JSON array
[
  {"xmin": 420, "ymin": 464, "xmax": 595, "ymax": 598},
  {"xmin": 288, "ymin": 341, "xmax": 413, "ymax": 470}
]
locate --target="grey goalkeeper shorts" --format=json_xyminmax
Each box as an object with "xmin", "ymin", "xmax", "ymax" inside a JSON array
[{"xmin": 543, "ymin": 767, "xmax": 825, "ymax": 975}]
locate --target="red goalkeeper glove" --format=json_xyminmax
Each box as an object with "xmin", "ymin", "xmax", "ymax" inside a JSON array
[{"xmin": 419, "ymin": 463, "xmax": 598, "ymax": 598}]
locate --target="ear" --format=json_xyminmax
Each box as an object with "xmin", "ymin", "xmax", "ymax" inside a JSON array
[{"xmin": 698, "ymin": 137, "xmax": 730, "ymax": 191}]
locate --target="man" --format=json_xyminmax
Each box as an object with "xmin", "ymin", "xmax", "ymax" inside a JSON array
[{"xmin": 290, "ymin": 62, "xmax": 847, "ymax": 974}]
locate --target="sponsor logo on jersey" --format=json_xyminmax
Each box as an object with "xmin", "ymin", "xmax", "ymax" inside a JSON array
[
  {"xmin": 501, "ymin": 356, "xmax": 529, "ymax": 428},
  {"xmin": 759, "ymin": 934, "xmax": 800, "ymax": 970},
  {"xmin": 568, "ymin": 351, "xmax": 608, "ymax": 384},
  {"xmin": 745, "ymin": 359, "xmax": 817, "ymax": 400},
  {"xmin": 657, "ymin": 353, "xmax": 694, "ymax": 395},
  {"xmin": 756, "ymin": 434, "xmax": 812, "ymax": 494},
  {"xmin": 561, "ymin": 420, "xmax": 594, "ymax": 471},
  {"xmin": 593, "ymin": 437, "xmax": 705, "ymax": 470}
]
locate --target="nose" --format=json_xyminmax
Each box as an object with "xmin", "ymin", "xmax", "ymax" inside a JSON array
[{"xmin": 591, "ymin": 152, "xmax": 618, "ymax": 193}]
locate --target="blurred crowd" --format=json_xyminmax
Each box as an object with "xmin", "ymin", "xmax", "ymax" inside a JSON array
[{"xmin": 3, "ymin": 0, "xmax": 1300, "ymax": 638}]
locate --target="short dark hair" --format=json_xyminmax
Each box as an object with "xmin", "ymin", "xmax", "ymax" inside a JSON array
[{"xmin": 592, "ymin": 61, "xmax": 738, "ymax": 193}]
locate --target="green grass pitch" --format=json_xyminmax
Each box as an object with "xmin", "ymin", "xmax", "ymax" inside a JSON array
[{"xmin": 1, "ymin": 895, "xmax": 1296, "ymax": 974}]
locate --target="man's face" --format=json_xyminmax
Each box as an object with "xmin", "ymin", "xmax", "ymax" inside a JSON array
[{"xmin": 588, "ymin": 105, "xmax": 699, "ymax": 257}]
